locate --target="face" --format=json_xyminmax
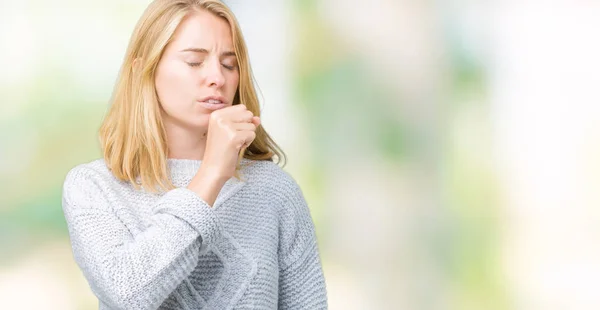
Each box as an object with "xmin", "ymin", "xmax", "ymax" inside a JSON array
[{"xmin": 154, "ymin": 10, "xmax": 239, "ymax": 131}]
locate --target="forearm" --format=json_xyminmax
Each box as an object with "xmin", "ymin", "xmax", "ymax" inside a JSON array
[{"xmin": 64, "ymin": 177, "xmax": 223, "ymax": 309}]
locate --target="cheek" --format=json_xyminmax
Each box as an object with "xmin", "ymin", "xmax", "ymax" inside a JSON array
[
  {"xmin": 227, "ymin": 72, "xmax": 240, "ymax": 99},
  {"xmin": 155, "ymin": 62, "xmax": 192, "ymax": 108}
]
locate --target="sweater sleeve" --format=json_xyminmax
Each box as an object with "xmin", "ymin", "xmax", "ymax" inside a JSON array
[
  {"xmin": 61, "ymin": 165, "xmax": 220, "ymax": 310},
  {"xmin": 277, "ymin": 176, "xmax": 328, "ymax": 309}
]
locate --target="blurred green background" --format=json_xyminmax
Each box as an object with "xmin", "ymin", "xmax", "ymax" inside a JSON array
[{"xmin": 2, "ymin": 1, "xmax": 600, "ymax": 309}]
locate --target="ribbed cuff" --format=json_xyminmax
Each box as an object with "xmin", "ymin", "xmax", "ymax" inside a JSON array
[{"xmin": 153, "ymin": 187, "xmax": 221, "ymax": 246}]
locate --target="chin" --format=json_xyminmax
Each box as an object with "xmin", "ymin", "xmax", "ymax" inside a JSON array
[
  {"xmin": 187, "ymin": 117, "xmax": 210, "ymax": 130},
  {"xmin": 188, "ymin": 113, "xmax": 210, "ymax": 128}
]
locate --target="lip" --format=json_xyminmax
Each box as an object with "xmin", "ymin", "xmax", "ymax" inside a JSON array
[{"xmin": 197, "ymin": 95, "xmax": 228, "ymax": 111}]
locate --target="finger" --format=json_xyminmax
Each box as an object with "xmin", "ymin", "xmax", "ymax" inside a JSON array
[
  {"xmin": 233, "ymin": 122, "xmax": 257, "ymax": 131},
  {"xmin": 215, "ymin": 104, "xmax": 246, "ymax": 119},
  {"xmin": 251, "ymin": 116, "xmax": 261, "ymax": 127},
  {"xmin": 234, "ymin": 110, "xmax": 254, "ymax": 123},
  {"xmin": 211, "ymin": 103, "xmax": 246, "ymax": 117},
  {"xmin": 236, "ymin": 131, "xmax": 256, "ymax": 149},
  {"xmin": 230, "ymin": 103, "xmax": 248, "ymax": 111},
  {"xmin": 210, "ymin": 108, "xmax": 252, "ymax": 126}
]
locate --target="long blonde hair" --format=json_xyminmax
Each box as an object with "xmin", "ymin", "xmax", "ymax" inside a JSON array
[{"xmin": 99, "ymin": 0, "xmax": 285, "ymax": 192}]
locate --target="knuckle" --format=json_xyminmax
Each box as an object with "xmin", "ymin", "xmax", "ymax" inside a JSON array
[{"xmin": 227, "ymin": 130, "xmax": 237, "ymax": 141}]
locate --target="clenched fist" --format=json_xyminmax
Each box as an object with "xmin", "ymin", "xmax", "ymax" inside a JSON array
[
  {"xmin": 203, "ymin": 103, "xmax": 260, "ymax": 180},
  {"xmin": 187, "ymin": 104, "xmax": 260, "ymax": 206}
]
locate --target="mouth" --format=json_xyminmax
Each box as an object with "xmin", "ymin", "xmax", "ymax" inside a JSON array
[{"xmin": 198, "ymin": 96, "xmax": 227, "ymax": 110}]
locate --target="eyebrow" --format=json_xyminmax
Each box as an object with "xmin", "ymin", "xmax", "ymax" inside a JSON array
[{"xmin": 179, "ymin": 48, "xmax": 236, "ymax": 57}]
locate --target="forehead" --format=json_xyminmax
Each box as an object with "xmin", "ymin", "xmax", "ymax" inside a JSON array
[{"xmin": 168, "ymin": 10, "xmax": 233, "ymax": 50}]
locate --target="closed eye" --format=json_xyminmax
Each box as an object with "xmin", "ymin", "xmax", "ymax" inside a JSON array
[
  {"xmin": 222, "ymin": 64, "xmax": 236, "ymax": 70},
  {"xmin": 187, "ymin": 62, "xmax": 202, "ymax": 67}
]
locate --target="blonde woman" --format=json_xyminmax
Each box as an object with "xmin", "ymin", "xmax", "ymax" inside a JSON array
[{"xmin": 61, "ymin": 0, "xmax": 327, "ymax": 309}]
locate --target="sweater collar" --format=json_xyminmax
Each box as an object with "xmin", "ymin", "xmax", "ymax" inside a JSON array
[
  {"xmin": 167, "ymin": 158, "xmax": 203, "ymax": 184},
  {"xmin": 166, "ymin": 158, "xmax": 248, "ymax": 207}
]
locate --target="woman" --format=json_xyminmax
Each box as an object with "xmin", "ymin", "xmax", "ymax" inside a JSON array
[{"xmin": 61, "ymin": 0, "xmax": 327, "ymax": 309}]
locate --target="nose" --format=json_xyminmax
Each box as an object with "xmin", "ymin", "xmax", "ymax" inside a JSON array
[{"xmin": 203, "ymin": 58, "xmax": 225, "ymax": 88}]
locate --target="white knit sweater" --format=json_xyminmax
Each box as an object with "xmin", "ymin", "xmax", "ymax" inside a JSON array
[{"xmin": 61, "ymin": 158, "xmax": 327, "ymax": 309}]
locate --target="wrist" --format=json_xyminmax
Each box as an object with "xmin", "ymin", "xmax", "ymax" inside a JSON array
[
  {"xmin": 197, "ymin": 165, "xmax": 230, "ymax": 184},
  {"xmin": 187, "ymin": 167, "xmax": 228, "ymax": 207}
]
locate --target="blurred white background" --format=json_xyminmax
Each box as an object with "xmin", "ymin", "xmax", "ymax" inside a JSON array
[{"xmin": 1, "ymin": 0, "xmax": 599, "ymax": 309}]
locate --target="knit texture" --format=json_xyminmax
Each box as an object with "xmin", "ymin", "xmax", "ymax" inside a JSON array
[{"xmin": 61, "ymin": 158, "xmax": 327, "ymax": 310}]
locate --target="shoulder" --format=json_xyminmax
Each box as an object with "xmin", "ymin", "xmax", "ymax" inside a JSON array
[
  {"xmin": 240, "ymin": 159, "xmax": 310, "ymax": 216},
  {"xmin": 240, "ymin": 158, "xmax": 303, "ymax": 198},
  {"xmin": 62, "ymin": 159, "xmax": 127, "ymax": 206},
  {"xmin": 64, "ymin": 158, "xmax": 117, "ymax": 187}
]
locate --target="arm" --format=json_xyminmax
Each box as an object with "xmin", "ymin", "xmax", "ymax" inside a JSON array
[
  {"xmin": 62, "ymin": 166, "xmax": 221, "ymax": 310},
  {"xmin": 277, "ymin": 178, "xmax": 328, "ymax": 309}
]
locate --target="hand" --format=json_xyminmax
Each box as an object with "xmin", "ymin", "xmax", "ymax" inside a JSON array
[
  {"xmin": 187, "ymin": 104, "xmax": 260, "ymax": 206},
  {"xmin": 202, "ymin": 103, "xmax": 260, "ymax": 180}
]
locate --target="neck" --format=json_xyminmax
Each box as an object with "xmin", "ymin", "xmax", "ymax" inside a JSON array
[{"xmin": 164, "ymin": 122, "xmax": 208, "ymax": 160}]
